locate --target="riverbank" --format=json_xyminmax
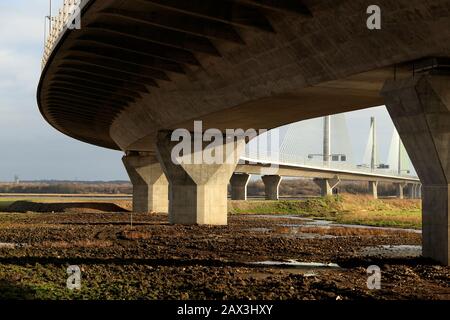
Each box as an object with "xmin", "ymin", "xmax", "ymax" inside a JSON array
[{"xmin": 229, "ymin": 195, "xmax": 421, "ymax": 229}]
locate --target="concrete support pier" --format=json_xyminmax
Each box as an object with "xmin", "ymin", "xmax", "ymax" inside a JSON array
[
  {"xmin": 314, "ymin": 177, "xmax": 340, "ymax": 196},
  {"xmin": 230, "ymin": 173, "xmax": 251, "ymax": 200},
  {"xmin": 414, "ymin": 184, "xmax": 422, "ymax": 199},
  {"xmin": 369, "ymin": 181, "xmax": 378, "ymax": 199},
  {"xmin": 405, "ymin": 184, "xmax": 416, "ymax": 199},
  {"xmin": 122, "ymin": 152, "xmax": 168, "ymax": 213},
  {"xmin": 395, "ymin": 182, "xmax": 406, "ymax": 199},
  {"xmin": 156, "ymin": 131, "xmax": 244, "ymax": 225},
  {"xmin": 262, "ymin": 175, "xmax": 282, "ymax": 200},
  {"xmin": 382, "ymin": 75, "xmax": 450, "ymax": 265}
]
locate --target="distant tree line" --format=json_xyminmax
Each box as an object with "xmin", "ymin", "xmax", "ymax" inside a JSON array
[
  {"xmin": 0, "ymin": 179, "xmax": 398, "ymax": 196},
  {"xmin": 247, "ymin": 178, "xmax": 398, "ymax": 197},
  {"xmin": 0, "ymin": 182, "xmax": 132, "ymax": 194}
]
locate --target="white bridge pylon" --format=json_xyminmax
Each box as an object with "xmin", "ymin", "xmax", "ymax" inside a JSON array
[{"xmin": 244, "ymin": 114, "xmax": 416, "ymax": 178}]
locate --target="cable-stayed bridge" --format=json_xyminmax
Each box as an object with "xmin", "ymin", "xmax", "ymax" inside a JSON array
[
  {"xmin": 40, "ymin": 0, "xmax": 450, "ymax": 264},
  {"xmin": 233, "ymin": 115, "xmax": 420, "ymax": 200}
]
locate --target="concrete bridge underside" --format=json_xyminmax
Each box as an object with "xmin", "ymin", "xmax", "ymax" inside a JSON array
[{"xmin": 39, "ymin": 0, "xmax": 450, "ymax": 264}]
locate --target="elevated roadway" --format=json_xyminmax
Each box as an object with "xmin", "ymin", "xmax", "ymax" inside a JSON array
[{"xmin": 39, "ymin": 0, "xmax": 450, "ymax": 264}]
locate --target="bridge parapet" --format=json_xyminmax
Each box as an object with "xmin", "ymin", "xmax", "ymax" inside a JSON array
[
  {"xmin": 42, "ymin": 0, "xmax": 84, "ymax": 68},
  {"xmin": 242, "ymin": 153, "xmax": 419, "ymax": 180}
]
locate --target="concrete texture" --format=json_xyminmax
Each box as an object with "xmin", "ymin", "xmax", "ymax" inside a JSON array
[
  {"xmin": 230, "ymin": 173, "xmax": 251, "ymax": 200},
  {"xmin": 382, "ymin": 75, "xmax": 450, "ymax": 265},
  {"xmin": 405, "ymin": 184, "xmax": 420, "ymax": 199},
  {"xmin": 37, "ymin": 1, "xmax": 450, "ymax": 264},
  {"xmin": 122, "ymin": 152, "xmax": 168, "ymax": 213},
  {"xmin": 235, "ymin": 163, "xmax": 419, "ymax": 184},
  {"xmin": 39, "ymin": 1, "xmax": 450, "ymax": 151},
  {"xmin": 156, "ymin": 131, "xmax": 245, "ymax": 225},
  {"xmin": 413, "ymin": 184, "xmax": 423, "ymax": 199},
  {"xmin": 395, "ymin": 182, "xmax": 406, "ymax": 200},
  {"xmin": 262, "ymin": 175, "xmax": 282, "ymax": 200},
  {"xmin": 368, "ymin": 181, "xmax": 378, "ymax": 199},
  {"xmin": 314, "ymin": 177, "xmax": 340, "ymax": 197}
]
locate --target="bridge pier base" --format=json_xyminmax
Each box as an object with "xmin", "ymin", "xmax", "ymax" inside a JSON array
[
  {"xmin": 414, "ymin": 184, "xmax": 419, "ymax": 199},
  {"xmin": 368, "ymin": 181, "xmax": 378, "ymax": 199},
  {"xmin": 314, "ymin": 177, "xmax": 340, "ymax": 197},
  {"xmin": 230, "ymin": 173, "xmax": 250, "ymax": 200},
  {"xmin": 122, "ymin": 152, "xmax": 168, "ymax": 213},
  {"xmin": 156, "ymin": 131, "xmax": 243, "ymax": 225},
  {"xmin": 395, "ymin": 182, "xmax": 406, "ymax": 199},
  {"xmin": 382, "ymin": 74, "xmax": 450, "ymax": 265},
  {"xmin": 412, "ymin": 184, "xmax": 421, "ymax": 199},
  {"xmin": 405, "ymin": 184, "xmax": 415, "ymax": 199},
  {"xmin": 415, "ymin": 184, "xmax": 422, "ymax": 199},
  {"xmin": 262, "ymin": 175, "xmax": 282, "ymax": 200}
]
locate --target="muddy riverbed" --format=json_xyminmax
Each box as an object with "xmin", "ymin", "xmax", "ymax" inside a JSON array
[{"xmin": 0, "ymin": 212, "xmax": 448, "ymax": 300}]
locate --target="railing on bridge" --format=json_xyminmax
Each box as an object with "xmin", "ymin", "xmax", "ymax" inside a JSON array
[
  {"xmin": 242, "ymin": 152, "xmax": 418, "ymax": 179},
  {"xmin": 42, "ymin": 0, "xmax": 81, "ymax": 68},
  {"xmin": 40, "ymin": 1, "xmax": 418, "ymax": 184}
]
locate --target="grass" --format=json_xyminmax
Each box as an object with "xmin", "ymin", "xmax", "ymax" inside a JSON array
[
  {"xmin": 0, "ymin": 198, "xmax": 54, "ymax": 212},
  {"xmin": 0, "ymin": 263, "xmax": 133, "ymax": 300},
  {"xmin": 229, "ymin": 194, "xmax": 422, "ymax": 229},
  {"xmin": 0, "ymin": 197, "xmax": 54, "ymax": 208},
  {"xmin": 334, "ymin": 209, "xmax": 421, "ymax": 229},
  {"xmin": 0, "ymin": 196, "xmax": 131, "ymax": 213},
  {"xmin": 0, "ymin": 200, "xmax": 16, "ymax": 211},
  {"xmin": 1, "ymin": 195, "xmax": 422, "ymax": 229},
  {"xmin": 228, "ymin": 196, "xmax": 343, "ymax": 216},
  {"xmin": 0, "ymin": 194, "xmax": 428, "ymax": 300}
]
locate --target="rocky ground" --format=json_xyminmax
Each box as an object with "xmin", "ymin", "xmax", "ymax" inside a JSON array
[{"xmin": 0, "ymin": 209, "xmax": 448, "ymax": 300}]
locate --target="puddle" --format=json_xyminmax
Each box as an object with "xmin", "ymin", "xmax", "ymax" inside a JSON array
[
  {"xmin": 359, "ymin": 245, "xmax": 422, "ymax": 258},
  {"xmin": 253, "ymin": 215, "xmax": 310, "ymax": 221},
  {"xmin": 305, "ymin": 220, "xmax": 333, "ymax": 226},
  {"xmin": 0, "ymin": 242, "xmax": 28, "ymax": 249},
  {"xmin": 251, "ymin": 215, "xmax": 421, "ymax": 234},
  {"xmin": 275, "ymin": 225, "xmax": 337, "ymax": 239},
  {"xmin": 329, "ymin": 224, "xmax": 421, "ymax": 234},
  {"xmin": 250, "ymin": 259, "xmax": 341, "ymax": 270},
  {"xmin": 246, "ymin": 227, "xmax": 271, "ymax": 233},
  {"xmin": 247, "ymin": 224, "xmax": 337, "ymax": 239}
]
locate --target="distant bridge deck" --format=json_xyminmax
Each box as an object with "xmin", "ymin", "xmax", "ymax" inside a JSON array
[{"xmin": 237, "ymin": 157, "xmax": 420, "ymax": 184}]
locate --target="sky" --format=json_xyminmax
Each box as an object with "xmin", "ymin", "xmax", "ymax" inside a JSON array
[
  {"xmin": 0, "ymin": 0, "xmax": 399, "ymax": 182},
  {"xmin": 0, "ymin": 0, "xmax": 125, "ymax": 181}
]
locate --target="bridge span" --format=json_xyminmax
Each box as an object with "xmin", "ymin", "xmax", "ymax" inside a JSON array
[
  {"xmin": 234, "ymin": 157, "xmax": 421, "ymax": 200},
  {"xmin": 39, "ymin": 0, "xmax": 450, "ymax": 264}
]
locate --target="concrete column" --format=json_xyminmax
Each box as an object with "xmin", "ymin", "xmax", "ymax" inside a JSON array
[
  {"xmin": 411, "ymin": 184, "xmax": 417, "ymax": 199},
  {"xmin": 122, "ymin": 152, "xmax": 168, "ymax": 213},
  {"xmin": 314, "ymin": 177, "xmax": 340, "ymax": 197},
  {"xmin": 382, "ymin": 74, "xmax": 450, "ymax": 265},
  {"xmin": 156, "ymin": 131, "xmax": 244, "ymax": 225},
  {"xmin": 405, "ymin": 184, "xmax": 415, "ymax": 199},
  {"xmin": 323, "ymin": 116, "xmax": 331, "ymax": 166},
  {"xmin": 414, "ymin": 184, "xmax": 422, "ymax": 199},
  {"xmin": 230, "ymin": 173, "xmax": 251, "ymax": 200},
  {"xmin": 395, "ymin": 182, "xmax": 406, "ymax": 199},
  {"xmin": 262, "ymin": 175, "xmax": 282, "ymax": 200},
  {"xmin": 368, "ymin": 181, "xmax": 378, "ymax": 199}
]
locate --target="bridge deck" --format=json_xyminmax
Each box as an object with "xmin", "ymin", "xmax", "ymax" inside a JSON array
[{"xmin": 237, "ymin": 157, "xmax": 420, "ymax": 184}]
